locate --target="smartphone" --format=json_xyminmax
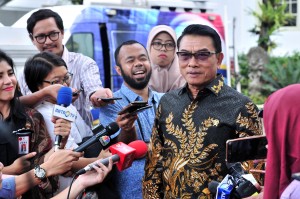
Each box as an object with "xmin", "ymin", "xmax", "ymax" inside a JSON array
[
  {"xmin": 72, "ymin": 88, "xmax": 83, "ymax": 96},
  {"xmin": 118, "ymin": 101, "xmax": 149, "ymax": 115},
  {"xmin": 98, "ymin": 97, "xmax": 122, "ymax": 102},
  {"xmin": 226, "ymin": 135, "xmax": 268, "ymax": 163},
  {"xmin": 129, "ymin": 105, "xmax": 152, "ymax": 115}
]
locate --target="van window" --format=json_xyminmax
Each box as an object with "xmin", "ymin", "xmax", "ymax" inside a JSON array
[
  {"xmin": 66, "ymin": 33, "xmax": 94, "ymax": 59},
  {"xmin": 110, "ymin": 30, "xmax": 147, "ymax": 58}
]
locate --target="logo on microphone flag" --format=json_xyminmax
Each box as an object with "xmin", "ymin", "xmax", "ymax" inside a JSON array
[{"xmin": 99, "ymin": 135, "xmax": 111, "ymax": 146}]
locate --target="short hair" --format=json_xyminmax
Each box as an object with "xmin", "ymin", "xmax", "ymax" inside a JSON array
[
  {"xmin": 177, "ymin": 24, "xmax": 222, "ymax": 53},
  {"xmin": 24, "ymin": 52, "xmax": 67, "ymax": 93},
  {"xmin": 27, "ymin": 9, "xmax": 64, "ymax": 39},
  {"xmin": 114, "ymin": 40, "xmax": 147, "ymax": 66}
]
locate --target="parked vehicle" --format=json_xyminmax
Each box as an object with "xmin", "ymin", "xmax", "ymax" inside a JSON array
[{"xmin": 9, "ymin": 4, "xmax": 229, "ymax": 91}]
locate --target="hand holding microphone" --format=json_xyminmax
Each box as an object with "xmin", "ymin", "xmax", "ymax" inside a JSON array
[
  {"xmin": 52, "ymin": 87, "xmax": 77, "ymax": 151},
  {"xmin": 76, "ymin": 140, "xmax": 148, "ymax": 175}
]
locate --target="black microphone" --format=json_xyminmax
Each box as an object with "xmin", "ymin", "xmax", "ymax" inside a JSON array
[
  {"xmin": 53, "ymin": 87, "xmax": 73, "ymax": 151},
  {"xmin": 74, "ymin": 122, "xmax": 119, "ymax": 152},
  {"xmin": 208, "ymin": 163, "xmax": 260, "ymax": 198}
]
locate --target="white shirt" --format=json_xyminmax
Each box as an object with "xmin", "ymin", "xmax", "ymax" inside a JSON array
[
  {"xmin": 18, "ymin": 46, "xmax": 103, "ymax": 127},
  {"xmin": 35, "ymin": 101, "xmax": 93, "ymax": 148},
  {"xmin": 35, "ymin": 101, "xmax": 93, "ymax": 194}
]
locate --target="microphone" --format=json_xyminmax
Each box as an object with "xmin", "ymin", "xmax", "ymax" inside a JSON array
[
  {"xmin": 128, "ymin": 140, "xmax": 148, "ymax": 159},
  {"xmin": 52, "ymin": 87, "xmax": 75, "ymax": 151},
  {"xmin": 226, "ymin": 162, "xmax": 260, "ymax": 198},
  {"xmin": 208, "ymin": 163, "xmax": 260, "ymax": 198},
  {"xmin": 76, "ymin": 140, "xmax": 148, "ymax": 175},
  {"xmin": 73, "ymin": 122, "xmax": 119, "ymax": 152}
]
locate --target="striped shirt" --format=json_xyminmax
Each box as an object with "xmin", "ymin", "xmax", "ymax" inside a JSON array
[{"xmin": 18, "ymin": 46, "xmax": 103, "ymax": 127}]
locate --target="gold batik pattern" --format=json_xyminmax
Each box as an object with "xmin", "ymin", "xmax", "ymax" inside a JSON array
[{"xmin": 162, "ymin": 102, "xmax": 221, "ymax": 198}]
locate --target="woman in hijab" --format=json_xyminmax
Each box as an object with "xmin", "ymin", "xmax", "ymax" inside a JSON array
[
  {"xmin": 146, "ymin": 25, "xmax": 185, "ymax": 93},
  {"xmin": 263, "ymin": 84, "xmax": 300, "ymax": 199}
]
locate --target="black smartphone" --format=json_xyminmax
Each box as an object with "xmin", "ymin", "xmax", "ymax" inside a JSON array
[
  {"xmin": 98, "ymin": 97, "xmax": 122, "ymax": 102},
  {"xmin": 118, "ymin": 101, "xmax": 148, "ymax": 115},
  {"xmin": 226, "ymin": 135, "xmax": 268, "ymax": 163},
  {"xmin": 129, "ymin": 105, "xmax": 152, "ymax": 115},
  {"xmin": 72, "ymin": 88, "xmax": 83, "ymax": 96}
]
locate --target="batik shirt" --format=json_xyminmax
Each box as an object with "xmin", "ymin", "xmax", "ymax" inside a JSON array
[{"xmin": 143, "ymin": 74, "xmax": 263, "ymax": 199}]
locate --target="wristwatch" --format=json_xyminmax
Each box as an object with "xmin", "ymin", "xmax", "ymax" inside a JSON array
[{"xmin": 34, "ymin": 165, "xmax": 47, "ymax": 181}]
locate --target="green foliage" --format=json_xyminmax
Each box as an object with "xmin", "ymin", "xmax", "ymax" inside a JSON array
[
  {"xmin": 238, "ymin": 52, "xmax": 300, "ymax": 104},
  {"xmin": 71, "ymin": 0, "xmax": 83, "ymax": 4},
  {"xmin": 262, "ymin": 52, "xmax": 300, "ymax": 94},
  {"xmin": 249, "ymin": 0, "xmax": 293, "ymax": 52}
]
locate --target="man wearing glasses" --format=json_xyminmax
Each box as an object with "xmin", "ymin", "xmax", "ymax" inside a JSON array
[
  {"xmin": 143, "ymin": 24, "xmax": 263, "ymax": 198},
  {"xmin": 18, "ymin": 9, "xmax": 113, "ymax": 127}
]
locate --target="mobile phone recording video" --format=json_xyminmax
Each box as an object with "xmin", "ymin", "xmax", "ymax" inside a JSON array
[{"xmin": 226, "ymin": 135, "xmax": 268, "ymax": 163}]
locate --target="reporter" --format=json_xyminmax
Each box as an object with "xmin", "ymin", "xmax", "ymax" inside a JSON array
[
  {"xmin": 51, "ymin": 158, "xmax": 113, "ymax": 199},
  {"xmin": 0, "ymin": 49, "xmax": 66, "ymax": 199},
  {"xmin": 0, "ymin": 150, "xmax": 82, "ymax": 199},
  {"xmin": 263, "ymin": 84, "xmax": 300, "ymax": 199}
]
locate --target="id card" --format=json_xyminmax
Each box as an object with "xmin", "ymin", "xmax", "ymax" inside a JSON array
[{"xmin": 18, "ymin": 136, "xmax": 30, "ymax": 154}]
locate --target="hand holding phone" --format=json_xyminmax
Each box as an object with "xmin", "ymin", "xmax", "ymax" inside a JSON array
[
  {"xmin": 118, "ymin": 101, "xmax": 151, "ymax": 115},
  {"xmin": 72, "ymin": 88, "xmax": 83, "ymax": 96},
  {"xmin": 98, "ymin": 97, "xmax": 122, "ymax": 102}
]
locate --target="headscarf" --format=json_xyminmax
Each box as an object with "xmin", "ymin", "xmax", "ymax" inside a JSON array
[
  {"xmin": 263, "ymin": 84, "xmax": 300, "ymax": 199},
  {"xmin": 146, "ymin": 25, "xmax": 185, "ymax": 93}
]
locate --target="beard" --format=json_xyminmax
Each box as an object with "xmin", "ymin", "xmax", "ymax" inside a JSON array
[{"xmin": 120, "ymin": 67, "xmax": 152, "ymax": 90}]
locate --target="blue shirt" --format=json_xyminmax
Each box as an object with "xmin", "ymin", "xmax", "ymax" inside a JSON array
[
  {"xmin": 0, "ymin": 177, "xmax": 16, "ymax": 199},
  {"xmin": 99, "ymin": 83, "xmax": 163, "ymax": 199}
]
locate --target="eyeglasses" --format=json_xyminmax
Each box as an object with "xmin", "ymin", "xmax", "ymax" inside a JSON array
[
  {"xmin": 151, "ymin": 42, "xmax": 176, "ymax": 51},
  {"xmin": 33, "ymin": 32, "xmax": 60, "ymax": 44},
  {"xmin": 176, "ymin": 51, "xmax": 218, "ymax": 62},
  {"xmin": 43, "ymin": 72, "xmax": 73, "ymax": 85}
]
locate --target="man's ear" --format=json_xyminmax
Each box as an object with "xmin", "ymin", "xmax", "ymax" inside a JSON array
[
  {"xmin": 29, "ymin": 34, "xmax": 34, "ymax": 44},
  {"xmin": 115, "ymin": 65, "xmax": 122, "ymax": 76},
  {"xmin": 217, "ymin": 52, "xmax": 224, "ymax": 68}
]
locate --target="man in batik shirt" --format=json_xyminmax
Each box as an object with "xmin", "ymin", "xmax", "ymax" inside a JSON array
[{"xmin": 142, "ymin": 24, "xmax": 263, "ymax": 199}]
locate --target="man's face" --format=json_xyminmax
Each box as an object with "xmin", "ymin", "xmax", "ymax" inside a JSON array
[
  {"xmin": 30, "ymin": 17, "xmax": 64, "ymax": 57},
  {"xmin": 178, "ymin": 35, "xmax": 223, "ymax": 90},
  {"xmin": 115, "ymin": 43, "xmax": 152, "ymax": 90}
]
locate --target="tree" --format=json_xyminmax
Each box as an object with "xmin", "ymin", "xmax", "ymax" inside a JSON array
[
  {"xmin": 71, "ymin": 0, "xmax": 83, "ymax": 4},
  {"xmin": 249, "ymin": 0, "xmax": 292, "ymax": 52}
]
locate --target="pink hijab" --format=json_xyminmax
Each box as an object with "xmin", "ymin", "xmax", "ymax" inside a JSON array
[
  {"xmin": 146, "ymin": 25, "xmax": 185, "ymax": 93},
  {"xmin": 263, "ymin": 84, "xmax": 300, "ymax": 199}
]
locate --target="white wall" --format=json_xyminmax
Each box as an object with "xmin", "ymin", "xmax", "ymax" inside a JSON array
[{"xmin": 211, "ymin": 0, "xmax": 300, "ymax": 56}]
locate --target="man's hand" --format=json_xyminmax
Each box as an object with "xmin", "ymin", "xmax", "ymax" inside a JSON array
[
  {"xmin": 116, "ymin": 112, "xmax": 138, "ymax": 132},
  {"xmin": 77, "ymin": 158, "xmax": 113, "ymax": 189},
  {"xmin": 42, "ymin": 149, "xmax": 83, "ymax": 177},
  {"xmin": 3, "ymin": 152, "xmax": 37, "ymax": 175},
  {"xmin": 44, "ymin": 84, "xmax": 64, "ymax": 101},
  {"xmin": 90, "ymin": 88, "xmax": 113, "ymax": 107}
]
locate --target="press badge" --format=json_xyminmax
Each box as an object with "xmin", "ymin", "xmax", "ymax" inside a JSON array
[
  {"xmin": 14, "ymin": 129, "xmax": 33, "ymax": 155},
  {"xmin": 18, "ymin": 136, "xmax": 30, "ymax": 154}
]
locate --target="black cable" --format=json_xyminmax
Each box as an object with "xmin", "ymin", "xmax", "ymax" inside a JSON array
[{"xmin": 67, "ymin": 174, "xmax": 78, "ymax": 199}]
